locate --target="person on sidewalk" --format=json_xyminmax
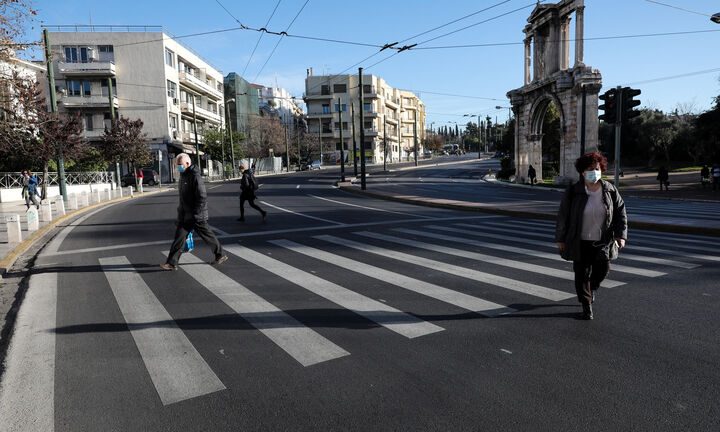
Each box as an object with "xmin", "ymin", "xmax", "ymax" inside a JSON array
[
  {"xmin": 555, "ymin": 152, "xmax": 627, "ymax": 320},
  {"xmin": 701, "ymin": 165, "xmax": 711, "ymax": 189},
  {"xmin": 656, "ymin": 166, "xmax": 669, "ymax": 191},
  {"xmin": 21, "ymin": 170, "xmax": 41, "ymax": 210},
  {"xmin": 527, "ymin": 165, "xmax": 537, "ymax": 186},
  {"xmin": 161, "ymin": 153, "xmax": 227, "ymax": 270},
  {"xmin": 237, "ymin": 164, "xmax": 266, "ymax": 222},
  {"xmin": 713, "ymin": 164, "xmax": 720, "ymax": 191}
]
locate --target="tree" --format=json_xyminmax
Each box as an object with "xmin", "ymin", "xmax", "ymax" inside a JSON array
[
  {"xmin": 245, "ymin": 115, "xmax": 284, "ymax": 160},
  {"xmin": 201, "ymin": 128, "xmax": 245, "ymax": 168},
  {"xmin": 0, "ymin": 0, "xmax": 37, "ymax": 63},
  {"xmin": 423, "ymin": 130, "xmax": 444, "ymax": 151},
  {"xmin": 101, "ymin": 116, "xmax": 151, "ymax": 186}
]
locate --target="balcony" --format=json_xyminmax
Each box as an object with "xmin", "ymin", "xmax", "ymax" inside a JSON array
[
  {"xmin": 60, "ymin": 95, "xmax": 118, "ymax": 108},
  {"xmin": 385, "ymin": 98, "xmax": 399, "ymax": 108},
  {"xmin": 82, "ymin": 129, "xmax": 106, "ymax": 139},
  {"xmin": 385, "ymin": 116, "xmax": 398, "ymax": 125},
  {"xmin": 306, "ymin": 111, "xmax": 334, "ymax": 119},
  {"xmin": 181, "ymin": 132, "xmax": 204, "ymax": 143},
  {"xmin": 58, "ymin": 61, "xmax": 116, "ymax": 77},
  {"xmin": 363, "ymin": 127, "xmax": 379, "ymax": 137},
  {"xmin": 178, "ymin": 72, "xmax": 223, "ymax": 99},
  {"xmin": 303, "ymin": 91, "xmax": 332, "ymax": 101},
  {"xmin": 180, "ymin": 102, "xmax": 222, "ymax": 123},
  {"xmin": 363, "ymin": 86, "xmax": 380, "ymax": 98}
]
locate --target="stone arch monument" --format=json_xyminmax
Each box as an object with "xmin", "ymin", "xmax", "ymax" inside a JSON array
[{"xmin": 507, "ymin": 0, "xmax": 602, "ymax": 184}]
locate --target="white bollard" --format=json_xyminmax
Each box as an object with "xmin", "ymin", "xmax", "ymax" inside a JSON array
[
  {"xmin": 5, "ymin": 215, "xmax": 22, "ymax": 243},
  {"xmin": 55, "ymin": 196, "xmax": 66, "ymax": 217},
  {"xmin": 137, "ymin": 181, "xmax": 144, "ymax": 194},
  {"xmin": 105, "ymin": 188, "xmax": 112, "ymax": 201},
  {"xmin": 118, "ymin": 186, "xmax": 123, "ymax": 198},
  {"xmin": 26, "ymin": 207, "xmax": 39, "ymax": 232},
  {"xmin": 40, "ymin": 201, "xmax": 53, "ymax": 222},
  {"xmin": 67, "ymin": 193, "xmax": 78, "ymax": 210},
  {"xmin": 128, "ymin": 186, "xmax": 134, "ymax": 198},
  {"xmin": 80, "ymin": 191, "xmax": 89, "ymax": 207},
  {"xmin": 93, "ymin": 189, "xmax": 102, "ymax": 204}
]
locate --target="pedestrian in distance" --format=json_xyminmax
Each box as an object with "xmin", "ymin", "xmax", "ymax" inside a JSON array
[
  {"xmin": 21, "ymin": 170, "xmax": 41, "ymax": 210},
  {"xmin": 713, "ymin": 164, "xmax": 720, "ymax": 191},
  {"xmin": 161, "ymin": 153, "xmax": 227, "ymax": 271},
  {"xmin": 700, "ymin": 164, "xmax": 710, "ymax": 189},
  {"xmin": 237, "ymin": 164, "xmax": 267, "ymax": 222},
  {"xmin": 528, "ymin": 164, "xmax": 537, "ymax": 186},
  {"xmin": 555, "ymin": 152, "xmax": 627, "ymax": 320},
  {"xmin": 656, "ymin": 166, "xmax": 669, "ymax": 191}
]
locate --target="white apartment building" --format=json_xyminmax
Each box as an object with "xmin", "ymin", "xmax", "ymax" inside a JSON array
[
  {"xmin": 46, "ymin": 26, "xmax": 225, "ymax": 181},
  {"xmin": 254, "ymin": 84, "xmax": 304, "ymax": 128},
  {"xmin": 303, "ymin": 72, "xmax": 426, "ymax": 164},
  {"xmin": 0, "ymin": 55, "xmax": 47, "ymax": 117}
]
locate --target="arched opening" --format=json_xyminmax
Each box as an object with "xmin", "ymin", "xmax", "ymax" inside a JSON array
[{"xmin": 534, "ymin": 100, "xmax": 561, "ymax": 180}]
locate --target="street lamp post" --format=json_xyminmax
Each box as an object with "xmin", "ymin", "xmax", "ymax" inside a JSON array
[{"xmin": 225, "ymin": 98, "xmax": 237, "ymax": 178}]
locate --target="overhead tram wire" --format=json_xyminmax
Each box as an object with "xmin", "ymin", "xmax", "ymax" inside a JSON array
[
  {"xmin": 644, "ymin": 0, "xmax": 715, "ymax": 18},
  {"xmin": 241, "ymin": 0, "xmax": 283, "ymax": 77},
  {"xmin": 254, "ymin": 0, "xmax": 311, "ymax": 83},
  {"xmin": 626, "ymin": 66, "xmax": 720, "ymax": 86},
  {"xmin": 214, "ymin": 0, "xmax": 245, "ymax": 26}
]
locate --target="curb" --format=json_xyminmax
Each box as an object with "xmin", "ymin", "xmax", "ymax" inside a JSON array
[
  {"xmin": 0, "ymin": 188, "xmax": 171, "ymax": 277},
  {"xmin": 337, "ymin": 184, "xmax": 720, "ymax": 238}
]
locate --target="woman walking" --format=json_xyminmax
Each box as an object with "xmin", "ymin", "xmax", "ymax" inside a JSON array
[
  {"xmin": 21, "ymin": 170, "xmax": 41, "ymax": 210},
  {"xmin": 555, "ymin": 152, "xmax": 627, "ymax": 320}
]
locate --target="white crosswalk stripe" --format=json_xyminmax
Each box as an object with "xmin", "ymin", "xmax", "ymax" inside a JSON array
[
  {"xmin": 388, "ymin": 228, "xmax": 625, "ymax": 288},
  {"xmin": 170, "ymin": 252, "xmax": 350, "ymax": 367},
  {"xmin": 99, "ymin": 256, "xmax": 226, "ymax": 406},
  {"xmin": 316, "ymin": 234, "xmax": 575, "ymax": 301},
  {"xmin": 423, "ymin": 225, "xmax": 666, "ymax": 278},
  {"xmin": 224, "ymin": 244, "xmax": 444, "ymax": 339},
  {"xmin": 269, "ymin": 239, "xmax": 515, "ymax": 317},
  {"xmin": 453, "ymin": 223, "xmax": 699, "ymax": 269}
]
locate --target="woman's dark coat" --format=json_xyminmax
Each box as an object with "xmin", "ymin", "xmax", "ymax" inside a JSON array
[{"xmin": 555, "ymin": 179, "xmax": 628, "ymax": 262}]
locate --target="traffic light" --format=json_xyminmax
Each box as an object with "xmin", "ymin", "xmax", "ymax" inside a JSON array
[
  {"xmin": 598, "ymin": 89, "xmax": 617, "ymax": 123},
  {"xmin": 621, "ymin": 87, "xmax": 641, "ymax": 123}
]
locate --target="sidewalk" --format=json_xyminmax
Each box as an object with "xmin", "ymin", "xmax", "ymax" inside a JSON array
[{"xmin": 612, "ymin": 168, "xmax": 720, "ymax": 202}]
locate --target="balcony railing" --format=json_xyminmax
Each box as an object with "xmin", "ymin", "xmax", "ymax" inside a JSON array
[
  {"xmin": 179, "ymin": 72, "xmax": 223, "ymax": 99},
  {"xmin": 58, "ymin": 61, "xmax": 116, "ymax": 76},
  {"xmin": 180, "ymin": 102, "xmax": 221, "ymax": 123},
  {"xmin": 181, "ymin": 132, "xmax": 204, "ymax": 143},
  {"xmin": 60, "ymin": 95, "xmax": 118, "ymax": 108}
]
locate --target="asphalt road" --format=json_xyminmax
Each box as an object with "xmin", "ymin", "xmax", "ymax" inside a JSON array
[{"xmin": 1, "ymin": 161, "xmax": 719, "ymax": 431}]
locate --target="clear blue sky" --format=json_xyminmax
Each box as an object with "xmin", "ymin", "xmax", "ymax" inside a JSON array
[{"xmin": 24, "ymin": 0, "xmax": 720, "ymax": 128}]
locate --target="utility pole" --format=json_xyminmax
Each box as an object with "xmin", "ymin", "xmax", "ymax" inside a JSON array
[
  {"xmin": 43, "ymin": 29, "xmax": 67, "ymax": 201},
  {"xmin": 383, "ymin": 114, "xmax": 387, "ymax": 171},
  {"xmin": 220, "ymin": 116, "xmax": 226, "ymax": 179},
  {"xmin": 477, "ymin": 115, "xmax": 482, "ymax": 158},
  {"xmin": 338, "ymin": 96, "xmax": 346, "ymax": 182},
  {"xmin": 351, "ymin": 102, "xmax": 358, "ymax": 176},
  {"xmin": 359, "ymin": 68, "xmax": 366, "ymax": 190},
  {"xmin": 318, "ymin": 118, "xmax": 322, "ymax": 166},
  {"xmin": 284, "ymin": 114, "xmax": 289, "ymax": 172},
  {"xmin": 106, "ymin": 77, "xmax": 122, "ymax": 186},
  {"xmin": 225, "ymin": 99, "xmax": 237, "ymax": 178},
  {"xmin": 192, "ymin": 96, "xmax": 202, "ymax": 175},
  {"xmin": 614, "ymin": 85, "xmax": 623, "ymax": 188},
  {"xmin": 413, "ymin": 116, "xmax": 418, "ymax": 166}
]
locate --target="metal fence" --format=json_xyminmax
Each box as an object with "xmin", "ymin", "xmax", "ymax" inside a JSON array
[{"xmin": 0, "ymin": 172, "xmax": 115, "ymax": 188}]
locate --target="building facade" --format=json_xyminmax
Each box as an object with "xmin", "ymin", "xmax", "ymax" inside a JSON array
[
  {"xmin": 303, "ymin": 73, "xmax": 425, "ymax": 164},
  {"xmin": 254, "ymin": 84, "xmax": 304, "ymax": 129},
  {"xmin": 224, "ymin": 72, "xmax": 258, "ymax": 137},
  {"xmin": 46, "ymin": 26, "xmax": 225, "ymax": 181}
]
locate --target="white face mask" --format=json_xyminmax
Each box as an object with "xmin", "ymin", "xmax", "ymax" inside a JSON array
[{"xmin": 585, "ymin": 169, "xmax": 602, "ymax": 183}]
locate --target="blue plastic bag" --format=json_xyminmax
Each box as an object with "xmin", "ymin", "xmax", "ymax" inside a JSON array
[{"xmin": 183, "ymin": 230, "xmax": 194, "ymax": 252}]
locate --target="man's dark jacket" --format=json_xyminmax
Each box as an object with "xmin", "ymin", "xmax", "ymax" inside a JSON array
[
  {"xmin": 555, "ymin": 179, "xmax": 628, "ymax": 262},
  {"xmin": 176, "ymin": 164, "xmax": 208, "ymax": 224}
]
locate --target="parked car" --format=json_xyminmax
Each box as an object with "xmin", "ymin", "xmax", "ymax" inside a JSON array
[
  {"xmin": 309, "ymin": 161, "xmax": 322, "ymax": 170},
  {"xmin": 423, "ymin": 151, "xmax": 432, "ymax": 158},
  {"xmin": 121, "ymin": 169, "xmax": 158, "ymax": 187}
]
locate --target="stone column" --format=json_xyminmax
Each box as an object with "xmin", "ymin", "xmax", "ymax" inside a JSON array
[
  {"xmin": 574, "ymin": 5, "xmax": 585, "ymax": 67},
  {"xmin": 524, "ymin": 38, "xmax": 532, "ymax": 85},
  {"xmin": 561, "ymin": 17, "xmax": 571, "ymax": 70}
]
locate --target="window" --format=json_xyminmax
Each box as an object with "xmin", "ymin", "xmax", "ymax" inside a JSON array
[
  {"xmin": 67, "ymin": 81, "xmax": 81, "ymax": 96},
  {"xmin": 321, "ymin": 85, "xmax": 330, "ymax": 95},
  {"xmin": 82, "ymin": 81, "xmax": 91, "ymax": 96},
  {"xmin": 97, "ymin": 45, "xmax": 114, "ymax": 62},
  {"xmin": 100, "ymin": 79, "xmax": 118, "ymax": 96},
  {"xmin": 334, "ymin": 103, "xmax": 347, "ymax": 112},
  {"xmin": 103, "ymin": 112, "xmax": 113, "ymax": 130},
  {"xmin": 321, "ymin": 104, "xmax": 330, "ymax": 114},
  {"xmin": 64, "ymin": 47, "xmax": 77, "ymax": 63},
  {"xmin": 364, "ymin": 121, "xmax": 373, "ymax": 129},
  {"xmin": 84, "ymin": 114, "xmax": 94, "ymax": 131},
  {"xmin": 363, "ymin": 85, "xmax": 372, "ymax": 93},
  {"xmin": 167, "ymin": 80, "xmax": 177, "ymax": 98},
  {"xmin": 169, "ymin": 114, "xmax": 178, "ymax": 130},
  {"xmin": 165, "ymin": 48, "xmax": 175, "ymax": 67},
  {"xmin": 79, "ymin": 47, "xmax": 88, "ymax": 63},
  {"xmin": 333, "ymin": 84, "xmax": 346, "ymax": 93},
  {"xmin": 363, "ymin": 103, "xmax": 371, "ymax": 112},
  {"xmin": 334, "ymin": 121, "xmax": 348, "ymax": 130}
]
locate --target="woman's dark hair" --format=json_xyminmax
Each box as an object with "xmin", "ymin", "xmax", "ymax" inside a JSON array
[{"xmin": 575, "ymin": 152, "xmax": 607, "ymax": 174}]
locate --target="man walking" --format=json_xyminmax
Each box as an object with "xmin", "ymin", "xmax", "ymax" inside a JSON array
[
  {"xmin": 238, "ymin": 164, "xmax": 267, "ymax": 222},
  {"xmin": 161, "ymin": 153, "xmax": 227, "ymax": 270}
]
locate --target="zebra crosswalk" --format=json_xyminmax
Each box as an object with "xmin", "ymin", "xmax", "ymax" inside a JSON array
[{"xmin": 87, "ymin": 220, "xmax": 718, "ymax": 405}]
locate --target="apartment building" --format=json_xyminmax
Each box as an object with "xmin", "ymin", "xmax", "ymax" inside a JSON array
[
  {"xmin": 224, "ymin": 72, "xmax": 258, "ymax": 137},
  {"xmin": 47, "ymin": 26, "xmax": 225, "ymax": 181},
  {"xmin": 303, "ymin": 72, "xmax": 425, "ymax": 164},
  {"xmin": 254, "ymin": 84, "xmax": 304, "ymax": 129},
  {"xmin": 0, "ymin": 55, "xmax": 47, "ymax": 119}
]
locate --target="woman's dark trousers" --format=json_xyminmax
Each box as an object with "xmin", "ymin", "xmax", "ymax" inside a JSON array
[{"xmin": 573, "ymin": 241, "xmax": 610, "ymax": 304}]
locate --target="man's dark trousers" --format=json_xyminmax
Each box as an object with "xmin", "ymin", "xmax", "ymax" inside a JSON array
[
  {"xmin": 166, "ymin": 220, "xmax": 223, "ymax": 266},
  {"xmin": 240, "ymin": 193, "xmax": 264, "ymax": 218}
]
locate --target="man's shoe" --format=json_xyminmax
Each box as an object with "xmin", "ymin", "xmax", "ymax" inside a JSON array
[
  {"xmin": 236, "ymin": 217, "xmax": 245, "ymax": 222},
  {"xmin": 582, "ymin": 303, "xmax": 594, "ymax": 320},
  {"xmin": 262, "ymin": 211, "xmax": 267, "ymax": 221},
  {"xmin": 160, "ymin": 263, "xmax": 178, "ymax": 271},
  {"xmin": 212, "ymin": 255, "xmax": 228, "ymax": 265}
]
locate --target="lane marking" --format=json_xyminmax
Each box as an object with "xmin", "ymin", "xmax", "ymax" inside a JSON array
[
  {"xmin": 296, "ymin": 185, "xmax": 300, "ymax": 189},
  {"xmin": 225, "ymin": 244, "xmax": 443, "ymax": 339},
  {"xmin": 431, "ymin": 225, "xmax": 666, "ymax": 278},
  {"xmin": 259, "ymin": 200, "xmax": 345, "ymax": 225},
  {"xmin": 318, "ymin": 234, "xmax": 574, "ymax": 302},
  {"xmin": 0, "ymin": 272, "xmax": 57, "ymax": 432},
  {"xmin": 388, "ymin": 228, "xmax": 625, "ymax": 288},
  {"xmin": 42, "ymin": 215, "xmax": 499, "ymax": 257},
  {"xmin": 209, "ymin": 225, "xmax": 230, "ymax": 236},
  {"xmin": 171, "ymin": 252, "xmax": 349, "ymax": 366},
  {"xmin": 308, "ymin": 194, "xmax": 432, "ymax": 218},
  {"xmin": 99, "ymin": 256, "xmax": 226, "ymax": 405},
  {"xmin": 44, "ymin": 201, "xmax": 124, "ymax": 255},
  {"xmin": 500, "ymin": 349, "xmax": 512, "ymax": 354},
  {"xmin": 453, "ymin": 223, "xmax": 699, "ymax": 269},
  {"xmin": 269, "ymin": 239, "xmax": 514, "ymax": 317}
]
